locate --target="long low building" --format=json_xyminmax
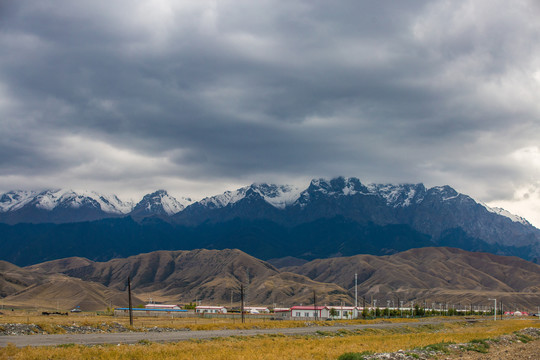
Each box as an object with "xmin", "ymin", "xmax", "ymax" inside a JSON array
[
  {"xmin": 145, "ymin": 304, "xmax": 181, "ymax": 310},
  {"xmin": 114, "ymin": 308, "xmax": 190, "ymax": 318},
  {"xmin": 290, "ymin": 305, "xmax": 362, "ymax": 319},
  {"xmin": 196, "ymin": 305, "xmax": 227, "ymax": 314}
]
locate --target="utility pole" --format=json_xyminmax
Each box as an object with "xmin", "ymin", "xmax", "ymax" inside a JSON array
[
  {"xmin": 355, "ymin": 273, "xmax": 358, "ymax": 308},
  {"xmin": 313, "ymin": 290, "xmax": 318, "ymax": 321},
  {"xmin": 241, "ymin": 284, "xmax": 245, "ymax": 324},
  {"xmin": 127, "ymin": 276, "xmax": 133, "ymax": 327}
]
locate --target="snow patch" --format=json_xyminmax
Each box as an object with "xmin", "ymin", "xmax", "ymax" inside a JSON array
[
  {"xmin": 199, "ymin": 184, "xmax": 301, "ymax": 210},
  {"xmin": 0, "ymin": 189, "xmax": 134, "ymax": 214},
  {"xmin": 482, "ymin": 203, "xmax": 530, "ymax": 225},
  {"xmin": 0, "ymin": 190, "xmax": 39, "ymax": 212},
  {"xmin": 258, "ymin": 184, "xmax": 301, "ymax": 209},
  {"xmin": 365, "ymin": 184, "xmax": 423, "ymax": 207},
  {"xmin": 159, "ymin": 192, "xmax": 192, "ymax": 215}
]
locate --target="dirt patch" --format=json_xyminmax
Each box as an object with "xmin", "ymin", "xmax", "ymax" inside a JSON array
[
  {"xmin": 438, "ymin": 333, "xmax": 540, "ymax": 360},
  {"xmin": 342, "ymin": 327, "xmax": 540, "ymax": 360},
  {"xmin": 436, "ymin": 327, "xmax": 540, "ymax": 360}
]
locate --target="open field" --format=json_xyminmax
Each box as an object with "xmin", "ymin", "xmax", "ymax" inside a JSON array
[
  {"xmin": 1, "ymin": 313, "xmax": 538, "ymax": 359},
  {"xmin": 0, "ymin": 309, "xmax": 423, "ymax": 333}
]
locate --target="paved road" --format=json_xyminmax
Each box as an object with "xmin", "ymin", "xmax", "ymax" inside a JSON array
[{"xmin": 0, "ymin": 319, "xmax": 457, "ymax": 347}]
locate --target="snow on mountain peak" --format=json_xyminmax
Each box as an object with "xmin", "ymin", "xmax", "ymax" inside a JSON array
[
  {"xmin": 0, "ymin": 190, "xmax": 39, "ymax": 212},
  {"xmin": 251, "ymin": 183, "xmax": 301, "ymax": 209},
  {"xmin": 0, "ymin": 189, "xmax": 134, "ymax": 214},
  {"xmin": 198, "ymin": 183, "xmax": 301, "ymax": 210},
  {"xmin": 366, "ymin": 183, "xmax": 426, "ymax": 207},
  {"xmin": 135, "ymin": 190, "xmax": 192, "ymax": 215},
  {"xmin": 158, "ymin": 190, "xmax": 193, "ymax": 215},
  {"xmin": 481, "ymin": 203, "xmax": 531, "ymax": 226}
]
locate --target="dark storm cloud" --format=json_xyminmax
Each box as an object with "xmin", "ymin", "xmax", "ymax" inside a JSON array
[{"xmin": 1, "ymin": 0, "xmax": 540, "ymax": 222}]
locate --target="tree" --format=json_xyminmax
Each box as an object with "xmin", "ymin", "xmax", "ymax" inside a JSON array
[
  {"xmin": 362, "ymin": 308, "xmax": 369, "ymax": 319},
  {"xmin": 329, "ymin": 308, "xmax": 339, "ymax": 318}
]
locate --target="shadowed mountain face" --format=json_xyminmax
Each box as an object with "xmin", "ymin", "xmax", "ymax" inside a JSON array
[{"xmin": 17, "ymin": 247, "xmax": 540, "ymax": 310}]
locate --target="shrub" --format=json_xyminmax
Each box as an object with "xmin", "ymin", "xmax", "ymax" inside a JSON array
[{"xmin": 337, "ymin": 351, "xmax": 374, "ymax": 360}]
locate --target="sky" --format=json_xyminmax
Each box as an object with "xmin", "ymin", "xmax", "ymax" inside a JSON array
[{"xmin": 1, "ymin": 1, "xmax": 540, "ymax": 225}]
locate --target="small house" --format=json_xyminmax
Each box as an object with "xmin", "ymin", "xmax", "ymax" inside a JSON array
[
  {"xmin": 145, "ymin": 304, "xmax": 181, "ymax": 310},
  {"xmin": 196, "ymin": 305, "xmax": 227, "ymax": 314}
]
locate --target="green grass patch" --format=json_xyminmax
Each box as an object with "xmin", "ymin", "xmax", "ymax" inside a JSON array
[
  {"xmin": 337, "ymin": 351, "xmax": 374, "ymax": 360},
  {"xmin": 461, "ymin": 339, "xmax": 490, "ymax": 353},
  {"xmin": 419, "ymin": 341, "xmax": 455, "ymax": 354},
  {"xmin": 515, "ymin": 333, "xmax": 533, "ymax": 344}
]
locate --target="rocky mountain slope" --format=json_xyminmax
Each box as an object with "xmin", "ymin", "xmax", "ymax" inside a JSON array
[{"xmin": 1, "ymin": 177, "xmax": 539, "ymax": 263}]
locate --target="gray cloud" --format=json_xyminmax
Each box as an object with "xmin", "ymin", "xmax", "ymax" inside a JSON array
[{"xmin": 1, "ymin": 0, "xmax": 540, "ymax": 223}]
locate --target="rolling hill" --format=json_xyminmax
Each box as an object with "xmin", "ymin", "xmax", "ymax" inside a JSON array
[
  {"xmin": 285, "ymin": 247, "xmax": 540, "ymax": 309},
  {"xmin": 26, "ymin": 249, "xmax": 351, "ymax": 306},
  {"xmin": 15, "ymin": 247, "xmax": 540, "ymax": 311}
]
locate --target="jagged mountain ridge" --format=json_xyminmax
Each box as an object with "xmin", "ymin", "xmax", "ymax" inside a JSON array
[
  {"xmin": 0, "ymin": 188, "xmax": 188, "ymax": 224},
  {"xmin": 0, "ymin": 178, "xmax": 531, "ymax": 225},
  {"xmin": 0, "ymin": 189, "xmax": 133, "ymax": 224},
  {"xmin": 1, "ymin": 177, "xmax": 539, "ymax": 262}
]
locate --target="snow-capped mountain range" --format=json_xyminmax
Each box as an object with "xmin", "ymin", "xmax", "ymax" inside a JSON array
[
  {"xmin": 0, "ymin": 177, "xmax": 531, "ymax": 226},
  {"xmin": 0, "ymin": 189, "xmax": 132, "ymax": 214},
  {"xmin": 1, "ymin": 177, "xmax": 539, "ymax": 264}
]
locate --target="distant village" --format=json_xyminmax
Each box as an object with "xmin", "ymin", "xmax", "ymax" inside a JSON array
[{"xmin": 114, "ymin": 302, "xmax": 534, "ymax": 320}]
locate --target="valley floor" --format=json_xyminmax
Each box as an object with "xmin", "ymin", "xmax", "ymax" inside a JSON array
[{"xmin": 0, "ymin": 317, "xmax": 538, "ymax": 359}]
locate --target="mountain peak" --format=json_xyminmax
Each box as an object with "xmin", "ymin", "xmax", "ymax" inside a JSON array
[
  {"xmin": 132, "ymin": 190, "xmax": 192, "ymax": 216},
  {"xmin": 197, "ymin": 183, "xmax": 301, "ymax": 210},
  {"xmin": 0, "ymin": 189, "xmax": 133, "ymax": 214}
]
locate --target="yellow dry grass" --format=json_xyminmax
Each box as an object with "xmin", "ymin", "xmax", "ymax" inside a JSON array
[
  {"xmin": 1, "ymin": 319, "xmax": 538, "ymax": 359},
  {"xmin": 0, "ymin": 310, "xmax": 419, "ymax": 332}
]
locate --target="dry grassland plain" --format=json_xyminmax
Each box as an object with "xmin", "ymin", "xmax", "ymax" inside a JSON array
[
  {"xmin": 0, "ymin": 310, "xmax": 419, "ymax": 332},
  {"xmin": 1, "ymin": 313, "xmax": 538, "ymax": 360}
]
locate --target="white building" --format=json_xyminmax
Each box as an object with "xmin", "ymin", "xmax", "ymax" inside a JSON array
[
  {"xmin": 145, "ymin": 304, "xmax": 181, "ymax": 310},
  {"xmin": 290, "ymin": 306, "xmax": 330, "ymax": 318},
  {"xmin": 290, "ymin": 305, "xmax": 362, "ymax": 319},
  {"xmin": 245, "ymin": 306, "xmax": 270, "ymax": 314},
  {"xmin": 196, "ymin": 305, "xmax": 227, "ymax": 314}
]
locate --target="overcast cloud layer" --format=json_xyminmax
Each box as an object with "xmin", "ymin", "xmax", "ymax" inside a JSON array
[{"xmin": 1, "ymin": 1, "xmax": 540, "ymax": 225}]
